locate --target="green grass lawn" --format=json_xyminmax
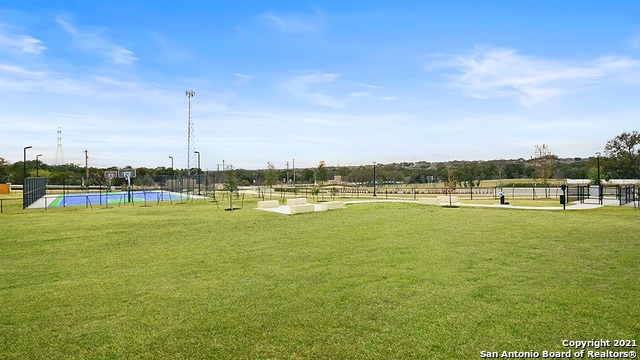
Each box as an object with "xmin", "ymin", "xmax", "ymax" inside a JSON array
[{"xmin": 1, "ymin": 200, "xmax": 638, "ymax": 359}]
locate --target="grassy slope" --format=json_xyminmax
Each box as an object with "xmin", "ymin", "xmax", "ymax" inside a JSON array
[{"xmin": 1, "ymin": 201, "xmax": 638, "ymax": 359}]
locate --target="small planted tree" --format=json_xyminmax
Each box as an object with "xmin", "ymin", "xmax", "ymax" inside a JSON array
[
  {"xmin": 223, "ymin": 166, "xmax": 239, "ymax": 210},
  {"xmin": 530, "ymin": 144, "xmax": 556, "ymax": 198},
  {"xmin": 317, "ymin": 160, "xmax": 328, "ymax": 201},
  {"xmin": 445, "ymin": 168, "xmax": 456, "ymax": 206},
  {"xmin": 265, "ymin": 162, "xmax": 277, "ymax": 200},
  {"xmin": 493, "ymin": 160, "xmax": 507, "ymax": 191}
]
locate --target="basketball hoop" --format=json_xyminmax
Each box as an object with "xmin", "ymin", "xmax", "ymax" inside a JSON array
[{"xmin": 117, "ymin": 168, "xmax": 137, "ymax": 203}]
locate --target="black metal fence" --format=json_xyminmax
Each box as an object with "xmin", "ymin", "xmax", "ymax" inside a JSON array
[
  {"xmin": 159, "ymin": 174, "xmax": 219, "ymax": 198},
  {"xmin": 617, "ymin": 185, "xmax": 636, "ymax": 206},
  {"xmin": 23, "ymin": 177, "xmax": 46, "ymax": 209},
  {"xmin": 567, "ymin": 185, "xmax": 589, "ymax": 203}
]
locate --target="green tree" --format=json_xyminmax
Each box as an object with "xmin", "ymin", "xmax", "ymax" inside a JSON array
[
  {"xmin": 604, "ymin": 130, "xmax": 640, "ymax": 178},
  {"xmin": 0, "ymin": 157, "xmax": 10, "ymax": 183},
  {"xmin": 265, "ymin": 162, "xmax": 278, "ymax": 200},
  {"xmin": 455, "ymin": 161, "xmax": 482, "ymax": 199},
  {"xmin": 300, "ymin": 168, "xmax": 315, "ymax": 184}
]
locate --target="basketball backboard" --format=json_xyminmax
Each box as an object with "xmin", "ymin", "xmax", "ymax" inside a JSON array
[
  {"xmin": 118, "ymin": 168, "xmax": 137, "ymax": 179},
  {"xmin": 104, "ymin": 171, "xmax": 118, "ymax": 180}
]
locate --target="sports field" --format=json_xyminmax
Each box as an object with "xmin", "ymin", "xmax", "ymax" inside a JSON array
[{"xmin": 1, "ymin": 199, "xmax": 638, "ymax": 358}]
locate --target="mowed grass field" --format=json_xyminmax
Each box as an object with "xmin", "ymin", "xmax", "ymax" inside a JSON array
[{"xmin": 1, "ymin": 199, "xmax": 638, "ymax": 359}]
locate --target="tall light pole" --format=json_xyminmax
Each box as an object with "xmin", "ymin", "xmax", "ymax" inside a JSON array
[
  {"xmin": 194, "ymin": 150, "xmax": 201, "ymax": 195},
  {"xmin": 23, "ymin": 146, "xmax": 32, "ymax": 181},
  {"xmin": 596, "ymin": 152, "xmax": 602, "ymax": 205},
  {"xmin": 186, "ymin": 90, "xmax": 195, "ymax": 177},
  {"xmin": 168, "ymin": 156, "xmax": 174, "ymax": 174},
  {"xmin": 85, "ymin": 150, "xmax": 89, "ymax": 189},
  {"xmin": 36, "ymin": 154, "xmax": 43, "ymax": 177},
  {"xmin": 373, "ymin": 162, "xmax": 377, "ymax": 197}
]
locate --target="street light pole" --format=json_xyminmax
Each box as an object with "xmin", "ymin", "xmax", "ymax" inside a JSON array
[
  {"xmin": 36, "ymin": 154, "xmax": 43, "ymax": 177},
  {"xmin": 23, "ymin": 146, "xmax": 32, "ymax": 181},
  {"xmin": 373, "ymin": 162, "xmax": 377, "ymax": 197},
  {"xmin": 168, "ymin": 156, "xmax": 174, "ymax": 192},
  {"xmin": 194, "ymin": 150, "xmax": 201, "ymax": 195},
  {"xmin": 596, "ymin": 152, "xmax": 602, "ymax": 205}
]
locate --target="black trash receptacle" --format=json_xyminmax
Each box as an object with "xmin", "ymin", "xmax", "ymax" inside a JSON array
[
  {"xmin": 500, "ymin": 194, "xmax": 505, "ymax": 204},
  {"xmin": 559, "ymin": 195, "xmax": 565, "ymax": 204}
]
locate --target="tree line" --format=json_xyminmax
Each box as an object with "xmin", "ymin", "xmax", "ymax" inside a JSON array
[{"xmin": 2, "ymin": 131, "xmax": 638, "ymax": 188}]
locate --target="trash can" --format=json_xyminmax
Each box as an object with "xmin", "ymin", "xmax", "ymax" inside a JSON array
[
  {"xmin": 559, "ymin": 195, "xmax": 565, "ymax": 204},
  {"xmin": 500, "ymin": 193, "xmax": 505, "ymax": 205}
]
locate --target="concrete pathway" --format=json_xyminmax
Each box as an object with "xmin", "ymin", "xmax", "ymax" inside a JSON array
[
  {"xmin": 344, "ymin": 199, "xmax": 607, "ymax": 211},
  {"xmin": 256, "ymin": 199, "xmax": 609, "ymax": 215}
]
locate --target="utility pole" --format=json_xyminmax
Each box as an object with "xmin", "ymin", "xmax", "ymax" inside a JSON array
[{"xmin": 186, "ymin": 90, "xmax": 195, "ymax": 177}]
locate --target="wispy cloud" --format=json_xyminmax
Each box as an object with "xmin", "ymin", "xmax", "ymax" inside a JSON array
[
  {"xmin": 282, "ymin": 71, "xmax": 344, "ymax": 108},
  {"xmin": 0, "ymin": 63, "xmax": 90, "ymax": 93},
  {"xmin": 56, "ymin": 18, "xmax": 137, "ymax": 65},
  {"xmin": 258, "ymin": 10, "xmax": 322, "ymax": 33},
  {"xmin": 0, "ymin": 27, "xmax": 46, "ymax": 54},
  {"xmin": 430, "ymin": 47, "xmax": 640, "ymax": 107},
  {"xmin": 234, "ymin": 72, "xmax": 253, "ymax": 85},
  {"xmin": 0, "ymin": 64, "xmax": 46, "ymax": 77}
]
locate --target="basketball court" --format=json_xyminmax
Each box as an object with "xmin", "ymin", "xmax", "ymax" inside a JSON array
[{"xmin": 27, "ymin": 190, "xmax": 204, "ymax": 209}]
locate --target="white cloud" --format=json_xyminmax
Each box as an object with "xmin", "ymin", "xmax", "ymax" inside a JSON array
[
  {"xmin": 56, "ymin": 18, "xmax": 137, "ymax": 65},
  {"xmin": 282, "ymin": 71, "xmax": 345, "ymax": 108},
  {"xmin": 430, "ymin": 47, "xmax": 640, "ymax": 107},
  {"xmin": 0, "ymin": 30, "xmax": 47, "ymax": 54}
]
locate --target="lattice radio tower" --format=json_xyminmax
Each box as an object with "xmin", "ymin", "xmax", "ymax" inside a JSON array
[
  {"xmin": 186, "ymin": 90, "xmax": 196, "ymax": 177},
  {"xmin": 54, "ymin": 127, "xmax": 65, "ymax": 165}
]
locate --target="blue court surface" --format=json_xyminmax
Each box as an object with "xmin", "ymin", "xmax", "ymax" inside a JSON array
[{"xmin": 37, "ymin": 190, "xmax": 197, "ymax": 208}]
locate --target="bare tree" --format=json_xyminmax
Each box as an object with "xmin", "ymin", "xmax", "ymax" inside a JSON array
[
  {"xmin": 493, "ymin": 160, "xmax": 507, "ymax": 191},
  {"xmin": 530, "ymin": 144, "xmax": 556, "ymax": 198}
]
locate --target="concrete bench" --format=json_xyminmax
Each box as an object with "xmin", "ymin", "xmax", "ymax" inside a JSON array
[
  {"xmin": 320, "ymin": 201, "xmax": 344, "ymax": 210},
  {"xmin": 290, "ymin": 204, "xmax": 315, "ymax": 214},
  {"xmin": 418, "ymin": 196, "xmax": 460, "ymax": 206},
  {"xmin": 257, "ymin": 200, "xmax": 279, "ymax": 208},
  {"xmin": 286, "ymin": 198, "xmax": 307, "ymax": 206}
]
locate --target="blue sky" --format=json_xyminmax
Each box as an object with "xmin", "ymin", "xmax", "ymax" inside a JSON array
[{"xmin": 1, "ymin": 1, "xmax": 639, "ymax": 170}]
